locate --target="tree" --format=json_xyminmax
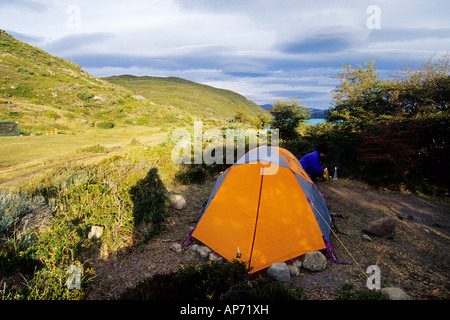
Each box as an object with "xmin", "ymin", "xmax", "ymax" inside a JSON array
[
  {"xmin": 328, "ymin": 59, "xmax": 392, "ymax": 127},
  {"xmin": 389, "ymin": 53, "xmax": 450, "ymax": 114},
  {"xmin": 270, "ymin": 98, "xmax": 310, "ymax": 141},
  {"xmin": 255, "ymin": 114, "xmax": 271, "ymax": 129},
  {"xmin": 233, "ymin": 107, "xmax": 251, "ymax": 123},
  {"xmin": 328, "ymin": 55, "xmax": 450, "ymax": 126},
  {"xmin": 327, "ymin": 55, "xmax": 450, "ymax": 192}
]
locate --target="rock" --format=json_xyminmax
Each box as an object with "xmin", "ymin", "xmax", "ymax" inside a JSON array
[
  {"xmin": 88, "ymin": 225, "xmax": 104, "ymax": 239},
  {"xmin": 288, "ymin": 260, "xmax": 302, "ymax": 276},
  {"xmin": 362, "ymin": 234, "xmax": 373, "ymax": 242},
  {"xmin": 302, "ymin": 251, "xmax": 327, "ymax": 272},
  {"xmin": 288, "ymin": 265, "xmax": 299, "ymax": 276},
  {"xmin": 267, "ymin": 262, "xmax": 291, "ymax": 282},
  {"xmin": 169, "ymin": 194, "xmax": 187, "ymax": 210},
  {"xmin": 191, "ymin": 244, "xmax": 199, "ymax": 252},
  {"xmin": 381, "ymin": 287, "xmax": 412, "ymax": 300},
  {"xmin": 198, "ymin": 246, "xmax": 212, "ymax": 258},
  {"xmin": 170, "ymin": 243, "xmax": 182, "ymax": 252},
  {"xmin": 363, "ymin": 217, "xmax": 396, "ymax": 239},
  {"xmin": 330, "ymin": 212, "xmax": 347, "ymax": 219},
  {"xmin": 209, "ymin": 253, "xmax": 223, "ymax": 264},
  {"xmin": 396, "ymin": 213, "xmax": 414, "ymax": 221}
]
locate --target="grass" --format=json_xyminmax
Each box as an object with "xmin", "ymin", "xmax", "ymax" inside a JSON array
[
  {"xmin": 1, "ymin": 31, "xmax": 266, "ymax": 135},
  {"xmin": 104, "ymin": 75, "xmax": 268, "ymax": 119},
  {"xmin": 0, "ymin": 31, "xmax": 194, "ymax": 133},
  {"xmin": 0, "ymin": 121, "xmax": 275, "ymax": 300},
  {"xmin": 1, "ymin": 142, "xmax": 173, "ymax": 299},
  {"xmin": 0, "ymin": 126, "xmax": 167, "ymax": 185}
]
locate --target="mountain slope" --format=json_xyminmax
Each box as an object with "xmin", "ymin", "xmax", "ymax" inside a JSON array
[
  {"xmin": 0, "ymin": 30, "xmax": 165, "ymax": 133},
  {"xmin": 103, "ymin": 75, "xmax": 268, "ymax": 119},
  {"xmin": 1, "ymin": 30, "xmax": 265, "ymax": 134}
]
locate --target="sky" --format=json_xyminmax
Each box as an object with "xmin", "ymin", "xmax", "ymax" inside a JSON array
[{"xmin": 1, "ymin": 0, "xmax": 449, "ymax": 109}]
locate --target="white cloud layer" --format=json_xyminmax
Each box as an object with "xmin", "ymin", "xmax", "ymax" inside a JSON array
[{"xmin": 1, "ymin": 0, "xmax": 449, "ymax": 107}]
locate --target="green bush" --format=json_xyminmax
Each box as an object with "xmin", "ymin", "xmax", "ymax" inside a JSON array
[
  {"xmin": 119, "ymin": 260, "xmax": 308, "ymax": 300},
  {"xmin": 0, "ymin": 190, "xmax": 49, "ymax": 277},
  {"xmin": 335, "ymin": 284, "xmax": 387, "ymax": 300},
  {"xmin": 175, "ymin": 165, "xmax": 208, "ymax": 185},
  {"xmin": 3, "ymin": 156, "xmax": 170, "ymax": 299},
  {"xmin": 3, "ymin": 110, "xmax": 21, "ymax": 117},
  {"xmin": 76, "ymin": 90, "xmax": 94, "ymax": 101},
  {"xmin": 83, "ymin": 101, "xmax": 102, "ymax": 108},
  {"xmin": 0, "ymin": 190, "xmax": 46, "ymax": 239},
  {"xmin": 13, "ymin": 85, "xmax": 31, "ymax": 97},
  {"xmin": 282, "ymin": 123, "xmax": 362, "ymax": 178},
  {"xmin": 0, "ymin": 232, "xmax": 41, "ymax": 277},
  {"xmin": 16, "ymin": 67, "xmax": 34, "ymax": 75},
  {"xmin": 20, "ymin": 265, "xmax": 87, "ymax": 300},
  {"xmin": 45, "ymin": 110, "xmax": 59, "ymax": 119},
  {"xmin": 96, "ymin": 121, "xmax": 115, "ymax": 129},
  {"xmin": 76, "ymin": 144, "xmax": 108, "ymax": 153}
]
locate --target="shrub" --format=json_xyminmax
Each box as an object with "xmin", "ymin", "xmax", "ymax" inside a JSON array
[
  {"xmin": 20, "ymin": 265, "xmax": 87, "ymax": 300},
  {"xmin": 76, "ymin": 90, "xmax": 94, "ymax": 101},
  {"xmin": 4, "ymin": 110, "xmax": 21, "ymax": 117},
  {"xmin": 282, "ymin": 123, "xmax": 362, "ymax": 178},
  {"xmin": 76, "ymin": 144, "xmax": 108, "ymax": 153},
  {"xmin": 14, "ymin": 85, "xmax": 31, "ymax": 97},
  {"xmin": 175, "ymin": 165, "xmax": 208, "ymax": 185},
  {"xmin": 0, "ymin": 190, "xmax": 47, "ymax": 239},
  {"xmin": 358, "ymin": 114, "xmax": 450, "ymax": 193},
  {"xmin": 0, "ymin": 232, "xmax": 41, "ymax": 277},
  {"xmin": 96, "ymin": 121, "xmax": 115, "ymax": 129},
  {"xmin": 0, "ymin": 190, "xmax": 49, "ymax": 277},
  {"xmin": 335, "ymin": 284, "xmax": 387, "ymax": 300},
  {"xmin": 119, "ymin": 260, "xmax": 308, "ymax": 300},
  {"xmin": 45, "ymin": 110, "xmax": 59, "ymax": 119},
  {"xmin": 16, "ymin": 67, "xmax": 34, "ymax": 75},
  {"xmin": 83, "ymin": 102, "xmax": 102, "ymax": 108},
  {"xmin": 2, "ymin": 144, "xmax": 173, "ymax": 299},
  {"xmin": 270, "ymin": 98, "xmax": 310, "ymax": 141}
]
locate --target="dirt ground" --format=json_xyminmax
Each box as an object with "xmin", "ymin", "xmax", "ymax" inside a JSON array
[{"xmin": 86, "ymin": 178, "xmax": 450, "ymax": 300}]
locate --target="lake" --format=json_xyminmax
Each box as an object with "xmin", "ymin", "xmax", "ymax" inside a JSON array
[{"xmin": 305, "ymin": 118, "xmax": 326, "ymax": 126}]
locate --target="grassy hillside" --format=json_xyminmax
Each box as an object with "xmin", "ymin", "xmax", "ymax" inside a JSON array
[
  {"xmin": 0, "ymin": 30, "xmax": 266, "ymax": 135},
  {"xmin": 103, "ymin": 75, "xmax": 267, "ymax": 119},
  {"xmin": 0, "ymin": 31, "xmax": 185, "ymax": 134}
]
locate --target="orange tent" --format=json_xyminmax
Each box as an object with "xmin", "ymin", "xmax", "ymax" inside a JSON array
[{"xmin": 191, "ymin": 146, "xmax": 332, "ymax": 273}]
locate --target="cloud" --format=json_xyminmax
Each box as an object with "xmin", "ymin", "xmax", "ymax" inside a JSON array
[
  {"xmin": 280, "ymin": 32, "xmax": 358, "ymax": 54},
  {"xmin": 5, "ymin": 30, "xmax": 46, "ymax": 44},
  {"xmin": 41, "ymin": 32, "xmax": 113, "ymax": 55},
  {"xmin": 367, "ymin": 27, "xmax": 450, "ymax": 43},
  {"xmin": 1, "ymin": 0, "xmax": 449, "ymax": 108},
  {"xmin": 0, "ymin": 0, "xmax": 49, "ymax": 13}
]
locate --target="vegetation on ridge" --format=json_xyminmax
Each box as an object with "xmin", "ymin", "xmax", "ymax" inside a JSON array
[
  {"xmin": 103, "ymin": 75, "xmax": 267, "ymax": 119},
  {"xmin": 0, "ymin": 30, "xmax": 265, "ymax": 135}
]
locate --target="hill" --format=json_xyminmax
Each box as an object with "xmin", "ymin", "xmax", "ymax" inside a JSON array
[
  {"xmin": 103, "ymin": 75, "xmax": 267, "ymax": 119},
  {"xmin": 0, "ymin": 30, "xmax": 265, "ymax": 134},
  {"xmin": 0, "ymin": 30, "xmax": 167, "ymax": 134}
]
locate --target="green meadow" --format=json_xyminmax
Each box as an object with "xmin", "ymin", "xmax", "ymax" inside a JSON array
[{"xmin": 0, "ymin": 126, "xmax": 167, "ymax": 185}]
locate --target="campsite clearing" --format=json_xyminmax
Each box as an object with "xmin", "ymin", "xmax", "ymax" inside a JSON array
[{"xmin": 87, "ymin": 178, "xmax": 450, "ymax": 300}]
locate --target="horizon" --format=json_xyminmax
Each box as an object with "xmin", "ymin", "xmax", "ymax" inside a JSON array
[{"xmin": 1, "ymin": 0, "xmax": 449, "ymax": 109}]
